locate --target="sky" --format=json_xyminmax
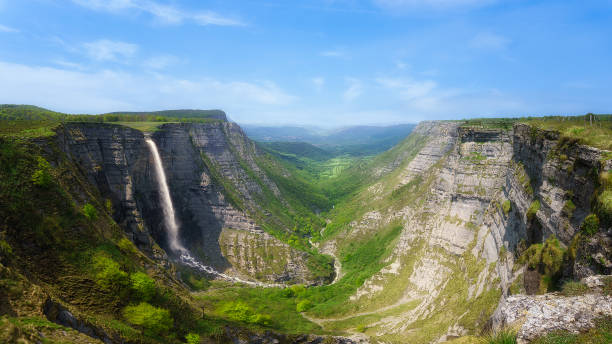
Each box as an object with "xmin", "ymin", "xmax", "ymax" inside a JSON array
[{"xmin": 0, "ymin": 0, "xmax": 611, "ymax": 126}]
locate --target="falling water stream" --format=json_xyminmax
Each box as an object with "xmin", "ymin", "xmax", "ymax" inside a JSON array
[{"xmin": 145, "ymin": 137, "xmax": 282, "ymax": 288}]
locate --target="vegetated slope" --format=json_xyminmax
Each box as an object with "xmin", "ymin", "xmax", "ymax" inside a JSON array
[
  {"xmin": 0, "ymin": 128, "xmax": 348, "ymax": 344},
  {"xmin": 259, "ymin": 142, "xmax": 334, "ymax": 162},
  {"xmin": 284, "ymin": 118, "xmax": 611, "ymax": 343}
]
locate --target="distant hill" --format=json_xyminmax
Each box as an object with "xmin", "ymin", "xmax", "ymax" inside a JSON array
[
  {"xmin": 243, "ymin": 123, "xmax": 416, "ymax": 157},
  {"xmin": 0, "ymin": 104, "xmax": 66, "ymax": 120},
  {"xmin": 104, "ymin": 109, "xmax": 227, "ymax": 121},
  {"xmin": 0, "ymin": 105, "xmax": 227, "ymax": 122}
]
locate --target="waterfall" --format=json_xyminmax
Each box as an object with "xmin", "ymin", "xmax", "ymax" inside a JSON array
[
  {"xmin": 145, "ymin": 138, "xmax": 185, "ymax": 252},
  {"xmin": 145, "ymin": 137, "xmax": 283, "ymax": 288}
]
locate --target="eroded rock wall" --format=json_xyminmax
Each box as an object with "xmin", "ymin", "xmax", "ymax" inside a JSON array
[{"xmin": 55, "ymin": 122, "xmax": 327, "ymax": 284}]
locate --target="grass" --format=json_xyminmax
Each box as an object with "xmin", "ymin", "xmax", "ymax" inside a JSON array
[
  {"xmin": 115, "ymin": 121, "xmax": 171, "ymax": 132},
  {"xmin": 560, "ymin": 281, "xmax": 589, "ymax": 296},
  {"xmin": 522, "ymin": 114, "xmax": 612, "ymax": 151},
  {"xmin": 532, "ymin": 316, "xmax": 612, "ymax": 344},
  {"xmin": 194, "ymin": 282, "xmax": 323, "ymax": 334}
]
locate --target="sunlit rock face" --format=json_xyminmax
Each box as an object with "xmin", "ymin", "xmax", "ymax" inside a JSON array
[
  {"xmin": 55, "ymin": 121, "xmax": 331, "ymax": 285},
  {"xmin": 319, "ymin": 121, "xmax": 611, "ymax": 343}
]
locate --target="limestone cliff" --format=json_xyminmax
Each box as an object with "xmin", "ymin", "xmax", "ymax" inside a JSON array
[
  {"xmin": 315, "ymin": 121, "xmax": 611, "ymax": 343},
  {"xmin": 55, "ymin": 121, "xmax": 332, "ymax": 285}
]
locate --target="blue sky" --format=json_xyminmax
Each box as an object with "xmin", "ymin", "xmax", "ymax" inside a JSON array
[{"xmin": 0, "ymin": 0, "xmax": 611, "ymax": 126}]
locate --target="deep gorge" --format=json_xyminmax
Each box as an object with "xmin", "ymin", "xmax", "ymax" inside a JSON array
[{"xmin": 1, "ymin": 112, "xmax": 611, "ymax": 344}]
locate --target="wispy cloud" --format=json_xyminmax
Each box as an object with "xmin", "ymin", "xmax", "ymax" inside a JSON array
[
  {"xmin": 470, "ymin": 32, "xmax": 510, "ymax": 51},
  {"xmin": 374, "ymin": 0, "xmax": 495, "ymax": 10},
  {"xmin": 83, "ymin": 39, "xmax": 138, "ymax": 61},
  {"xmin": 0, "ymin": 60, "xmax": 295, "ymax": 114},
  {"xmin": 143, "ymin": 55, "xmax": 180, "ymax": 69},
  {"xmin": 0, "ymin": 24, "xmax": 18, "ymax": 33},
  {"xmin": 343, "ymin": 78, "xmax": 363, "ymax": 102},
  {"xmin": 72, "ymin": 0, "xmax": 245, "ymax": 26},
  {"xmin": 311, "ymin": 77, "xmax": 325, "ymax": 91},
  {"xmin": 320, "ymin": 47, "xmax": 348, "ymax": 58},
  {"xmin": 376, "ymin": 77, "xmax": 437, "ymax": 101}
]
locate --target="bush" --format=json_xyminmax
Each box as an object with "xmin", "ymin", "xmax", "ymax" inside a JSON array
[
  {"xmin": 219, "ymin": 301, "xmax": 271, "ymax": 326},
  {"xmin": 296, "ymin": 299, "xmax": 312, "ymax": 312},
  {"xmin": 122, "ymin": 302, "xmax": 173, "ymax": 335},
  {"xmin": 130, "ymin": 272, "xmax": 156, "ymax": 302},
  {"xmin": 117, "ymin": 238, "xmax": 138, "ymax": 255},
  {"xmin": 0, "ymin": 239, "xmax": 12, "ymax": 257},
  {"xmin": 527, "ymin": 200, "xmax": 541, "ymax": 220},
  {"xmin": 31, "ymin": 156, "xmax": 53, "ymax": 188},
  {"xmin": 560, "ymin": 281, "xmax": 589, "ymax": 296},
  {"xmin": 92, "ymin": 254, "xmax": 129, "ymax": 291},
  {"xmin": 185, "ymin": 333, "xmax": 200, "ymax": 344},
  {"xmin": 582, "ymin": 214, "xmax": 600, "ymax": 235},
  {"xmin": 502, "ymin": 200, "xmax": 512, "ymax": 215},
  {"xmin": 540, "ymin": 236, "xmax": 564, "ymax": 276},
  {"xmin": 562, "ymin": 200, "xmax": 576, "ymax": 218},
  {"xmin": 82, "ymin": 203, "xmax": 98, "ymax": 221},
  {"xmin": 356, "ymin": 324, "xmax": 367, "ymax": 333},
  {"xmin": 598, "ymin": 191, "xmax": 612, "ymax": 225}
]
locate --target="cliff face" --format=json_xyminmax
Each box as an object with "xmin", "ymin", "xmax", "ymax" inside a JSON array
[
  {"xmin": 55, "ymin": 121, "xmax": 331, "ymax": 285},
  {"xmin": 316, "ymin": 121, "xmax": 611, "ymax": 343}
]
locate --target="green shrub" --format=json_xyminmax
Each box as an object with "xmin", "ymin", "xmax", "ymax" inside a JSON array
[
  {"xmin": 122, "ymin": 302, "xmax": 173, "ymax": 335},
  {"xmin": 185, "ymin": 333, "xmax": 200, "ymax": 344},
  {"xmin": 296, "ymin": 299, "xmax": 312, "ymax": 312},
  {"xmin": 527, "ymin": 200, "xmax": 541, "ymax": 220},
  {"xmin": 582, "ymin": 214, "xmax": 600, "ymax": 235},
  {"xmin": 31, "ymin": 156, "xmax": 53, "ymax": 188},
  {"xmin": 540, "ymin": 236, "xmax": 564, "ymax": 276},
  {"xmin": 0, "ymin": 239, "xmax": 12, "ymax": 257},
  {"xmin": 502, "ymin": 200, "xmax": 512, "ymax": 215},
  {"xmin": 560, "ymin": 281, "xmax": 589, "ymax": 296},
  {"xmin": 105, "ymin": 199, "xmax": 113, "ymax": 213},
  {"xmin": 481, "ymin": 328, "xmax": 517, "ymax": 344},
  {"xmin": 562, "ymin": 200, "xmax": 576, "ymax": 218},
  {"xmin": 219, "ymin": 301, "xmax": 271, "ymax": 326},
  {"xmin": 130, "ymin": 272, "xmax": 156, "ymax": 302},
  {"xmin": 356, "ymin": 324, "xmax": 367, "ymax": 333},
  {"xmin": 82, "ymin": 203, "xmax": 98, "ymax": 221},
  {"xmin": 596, "ymin": 191, "xmax": 612, "ymax": 225},
  {"xmin": 92, "ymin": 254, "xmax": 129, "ymax": 291},
  {"xmin": 117, "ymin": 238, "xmax": 137, "ymax": 255},
  {"xmin": 519, "ymin": 243, "xmax": 543, "ymax": 269}
]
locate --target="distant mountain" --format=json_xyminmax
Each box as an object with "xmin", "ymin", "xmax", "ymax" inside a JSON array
[
  {"xmin": 104, "ymin": 109, "xmax": 227, "ymax": 121},
  {"xmin": 242, "ymin": 123, "xmax": 416, "ymax": 157}
]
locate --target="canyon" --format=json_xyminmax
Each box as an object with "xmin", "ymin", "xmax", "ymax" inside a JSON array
[{"xmin": 0, "ymin": 109, "xmax": 611, "ymax": 344}]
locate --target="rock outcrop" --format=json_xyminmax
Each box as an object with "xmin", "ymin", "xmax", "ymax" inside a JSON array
[{"xmin": 491, "ymin": 275, "xmax": 612, "ymax": 343}]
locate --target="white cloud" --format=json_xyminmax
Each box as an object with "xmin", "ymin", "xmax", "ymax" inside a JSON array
[
  {"xmin": 72, "ymin": 0, "xmax": 245, "ymax": 26},
  {"xmin": 374, "ymin": 0, "xmax": 495, "ymax": 10},
  {"xmin": 0, "ymin": 60, "xmax": 295, "ymax": 114},
  {"xmin": 376, "ymin": 77, "xmax": 437, "ymax": 100},
  {"xmin": 311, "ymin": 77, "xmax": 325, "ymax": 91},
  {"xmin": 0, "ymin": 24, "xmax": 18, "ymax": 33},
  {"xmin": 83, "ymin": 39, "xmax": 138, "ymax": 61},
  {"xmin": 320, "ymin": 48, "xmax": 348, "ymax": 58},
  {"xmin": 470, "ymin": 32, "xmax": 510, "ymax": 51},
  {"xmin": 343, "ymin": 78, "xmax": 363, "ymax": 102},
  {"xmin": 143, "ymin": 55, "xmax": 179, "ymax": 69}
]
